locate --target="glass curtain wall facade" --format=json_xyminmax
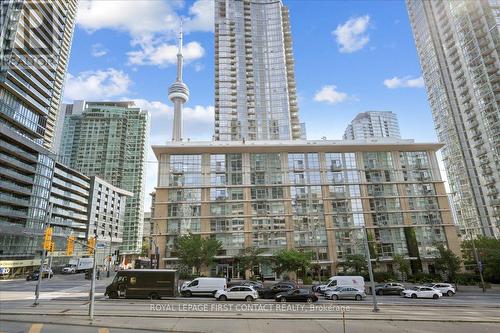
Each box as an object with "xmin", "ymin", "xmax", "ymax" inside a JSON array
[
  {"xmin": 407, "ymin": 0, "xmax": 500, "ymax": 237},
  {"xmin": 153, "ymin": 140, "xmax": 460, "ymax": 278},
  {"xmin": 0, "ymin": 0, "xmax": 78, "ymax": 267},
  {"xmin": 58, "ymin": 102, "xmax": 149, "ymax": 255},
  {"xmin": 214, "ymin": 0, "xmax": 302, "ymax": 141},
  {"xmin": 343, "ymin": 111, "xmax": 402, "ymax": 140}
]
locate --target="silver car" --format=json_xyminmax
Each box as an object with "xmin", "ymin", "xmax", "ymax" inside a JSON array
[{"xmin": 325, "ymin": 286, "xmax": 366, "ymax": 301}]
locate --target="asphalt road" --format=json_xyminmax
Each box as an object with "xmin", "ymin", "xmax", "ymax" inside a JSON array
[{"xmin": 1, "ymin": 275, "xmax": 499, "ymax": 333}]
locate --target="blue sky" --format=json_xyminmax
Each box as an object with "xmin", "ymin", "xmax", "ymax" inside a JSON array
[{"xmin": 64, "ymin": 0, "xmax": 441, "ymax": 210}]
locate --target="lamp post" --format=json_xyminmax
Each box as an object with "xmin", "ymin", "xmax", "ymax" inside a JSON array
[{"xmin": 33, "ymin": 203, "xmax": 53, "ymax": 307}]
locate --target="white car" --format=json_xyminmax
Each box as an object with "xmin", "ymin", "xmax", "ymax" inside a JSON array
[
  {"xmin": 62, "ymin": 266, "xmax": 76, "ymax": 274},
  {"xmin": 402, "ymin": 286, "xmax": 442, "ymax": 299},
  {"xmin": 215, "ymin": 286, "xmax": 258, "ymax": 302},
  {"xmin": 425, "ymin": 283, "xmax": 455, "ymax": 296}
]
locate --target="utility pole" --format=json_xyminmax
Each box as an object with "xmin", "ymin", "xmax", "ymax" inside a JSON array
[
  {"xmin": 362, "ymin": 226, "xmax": 379, "ymax": 312},
  {"xmin": 33, "ymin": 203, "xmax": 53, "ymax": 306},
  {"xmin": 468, "ymin": 231, "xmax": 486, "ymax": 293},
  {"xmin": 89, "ymin": 237, "xmax": 97, "ymax": 320}
]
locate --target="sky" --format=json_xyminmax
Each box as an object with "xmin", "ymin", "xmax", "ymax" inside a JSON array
[{"xmin": 64, "ymin": 0, "xmax": 443, "ymax": 212}]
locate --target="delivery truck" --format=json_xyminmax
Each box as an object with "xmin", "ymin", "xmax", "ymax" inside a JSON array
[
  {"xmin": 63, "ymin": 257, "xmax": 94, "ymax": 273},
  {"xmin": 105, "ymin": 269, "xmax": 179, "ymax": 299}
]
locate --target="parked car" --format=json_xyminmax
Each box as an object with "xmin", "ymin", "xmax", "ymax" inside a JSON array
[
  {"xmin": 180, "ymin": 277, "xmax": 227, "ymax": 297},
  {"xmin": 215, "ymin": 286, "xmax": 258, "ymax": 301},
  {"xmin": 26, "ymin": 268, "xmax": 53, "ymax": 281},
  {"xmin": 275, "ymin": 288, "xmax": 318, "ymax": 303},
  {"xmin": 0, "ymin": 267, "xmax": 10, "ymax": 277},
  {"xmin": 62, "ymin": 265, "xmax": 76, "ymax": 274},
  {"xmin": 227, "ymin": 280, "xmax": 263, "ymax": 290},
  {"xmin": 259, "ymin": 281, "xmax": 298, "ymax": 299},
  {"xmin": 316, "ymin": 276, "xmax": 365, "ymax": 294},
  {"xmin": 325, "ymin": 286, "xmax": 366, "ymax": 301},
  {"xmin": 402, "ymin": 286, "xmax": 442, "ymax": 299},
  {"xmin": 374, "ymin": 283, "xmax": 405, "ymax": 296},
  {"xmin": 425, "ymin": 283, "xmax": 455, "ymax": 296}
]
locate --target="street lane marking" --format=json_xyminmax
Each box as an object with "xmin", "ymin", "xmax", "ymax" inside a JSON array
[
  {"xmin": 98, "ymin": 329, "xmax": 110, "ymax": 333},
  {"xmin": 28, "ymin": 324, "xmax": 43, "ymax": 333}
]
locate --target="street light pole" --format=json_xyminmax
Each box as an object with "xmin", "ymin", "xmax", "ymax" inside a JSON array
[
  {"xmin": 33, "ymin": 203, "xmax": 52, "ymax": 306},
  {"xmin": 89, "ymin": 237, "xmax": 97, "ymax": 320},
  {"xmin": 362, "ymin": 226, "xmax": 379, "ymax": 312}
]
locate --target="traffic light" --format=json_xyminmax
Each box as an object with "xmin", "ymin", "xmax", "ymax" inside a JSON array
[
  {"xmin": 87, "ymin": 237, "xmax": 96, "ymax": 255},
  {"xmin": 66, "ymin": 235, "xmax": 75, "ymax": 256},
  {"xmin": 49, "ymin": 241, "xmax": 55, "ymax": 252},
  {"xmin": 43, "ymin": 227, "xmax": 53, "ymax": 250}
]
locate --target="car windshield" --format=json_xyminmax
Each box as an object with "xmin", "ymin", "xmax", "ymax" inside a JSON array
[{"xmin": 410, "ymin": 287, "xmax": 420, "ymax": 291}]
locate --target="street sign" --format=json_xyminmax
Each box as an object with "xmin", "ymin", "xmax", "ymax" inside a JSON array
[
  {"xmin": 96, "ymin": 243, "xmax": 106, "ymax": 249},
  {"xmin": 478, "ymin": 261, "xmax": 483, "ymax": 272}
]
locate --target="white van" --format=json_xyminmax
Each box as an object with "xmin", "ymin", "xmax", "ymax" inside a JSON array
[
  {"xmin": 318, "ymin": 276, "xmax": 365, "ymax": 293},
  {"xmin": 180, "ymin": 277, "xmax": 227, "ymax": 297}
]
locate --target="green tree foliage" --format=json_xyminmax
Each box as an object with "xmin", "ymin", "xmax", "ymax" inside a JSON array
[
  {"xmin": 461, "ymin": 237, "xmax": 500, "ymax": 283},
  {"xmin": 273, "ymin": 249, "xmax": 313, "ymax": 278},
  {"xmin": 177, "ymin": 234, "xmax": 222, "ymax": 275},
  {"xmin": 434, "ymin": 244, "xmax": 462, "ymax": 282},
  {"xmin": 141, "ymin": 241, "xmax": 150, "ymax": 257},
  {"xmin": 235, "ymin": 247, "xmax": 265, "ymax": 278},
  {"xmin": 338, "ymin": 254, "xmax": 367, "ymax": 274},
  {"xmin": 392, "ymin": 254, "xmax": 411, "ymax": 281}
]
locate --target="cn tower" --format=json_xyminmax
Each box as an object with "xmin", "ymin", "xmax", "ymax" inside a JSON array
[{"xmin": 168, "ymin": 23, "xmax": 189, "ymax": 141}]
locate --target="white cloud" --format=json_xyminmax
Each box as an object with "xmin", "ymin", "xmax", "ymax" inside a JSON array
[
  {"xmin": 77, "ymin": 0, "xmax": 179, "ymax": 35},
  {"xmin": 333, "ymin": 15, "xmax": 370, "ymax": 53},
  {"xmin": 194, "ymin": 62, "xmax": 205, "ymax": 72},
  {"xmin": 91, "ymin": 43, "xmax": 107, "ymax": 57},
  {"xmin": 314, "ymin": 85, "xmax": 349, "ymax": 105},
  {"xmin": 184, "ymin": 0, "xmax": 215, "ymax": 33},
  {"xmin": 383, "ymin": 76, "xmax": 425, "ymax": 89},
  {"xmin": 127, "ymin": 40, "xmax": 205, "ymax": 67},
  {"xmin": 77, "ymin": 0, "xmax": 213, "ymax": 68},
  {"xmin": 64, "ymin": 69, "xmax": 131, "ymax": 101}
]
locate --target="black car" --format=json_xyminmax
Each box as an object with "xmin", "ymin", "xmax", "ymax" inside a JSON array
[
  {"xmin": 227, "ymin": 280, "xmax": 263, "ymax": 290},
  {"xmin": 26, "ymin": 268, "xmax": 53, "ymax": 281},
  {"xmin": 375, "ymin": 283, "xmax": 405, "ymax": 296},
  {"xmin": 259, "ymin": 281, "xmax": 298, "ymax": 299},
  {"xmin": 275, "ymin": 288, "xmax": 318, "ymax": 303}
]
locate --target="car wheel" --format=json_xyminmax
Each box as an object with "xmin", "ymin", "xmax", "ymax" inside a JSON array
[
  {"xmin": 109, "ymin": 291, "xmax": 118, "ymax": 299},
  {"xmin": 218, "ymin": 295, "xmax": 227, "ymax": 301},
  {"xmin": 306, "ymin": 297, "xmax": 313, "ymax": 304},
  {"xmin": 184, "ymin": 291, "xmax": 192, "ymax": 297},
  {"xmin": 411, "ymin": 294, "xmax": 417, "ymax": 299},
  {"xmin": 433, "ymin": 294, "xmax": 439, "ymax": 299},
  {"xmin": 447, "ymin": 290, "xmax": 454, "ymax": 297},
  {"xmin": 245, "ymin": 295, "xmax": 254, "ymax": 302},
  {"xmin": 332, "ymin": 295, "xmax": 339, "ymax": 301},
  {"xmin": 377, "ymin": 290, "xmax": 383, "ymax": 296},
  {"xmin": 150, "ymin": 292, "xmax": 160, "ymax": 300},
  {"xmin": 280, "ymin": 297, "xmax": 287, "ymax": 303},
  {"xmin": 400, "ymin": 291, "xmax": 404, "ymax": 297},
  {"xmin": 355, "ymin": 295, "xmax": 362, "ymax": 301}
]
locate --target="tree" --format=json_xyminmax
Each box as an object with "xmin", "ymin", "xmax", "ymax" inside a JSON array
[
  {"xmin": 461, "ymin": 237, "xmax": 500, "ymax": 283},
  {"xmin": 177, "ymin": 234, "xmax": 222, "ymax": 275},
  {"xmin": 141, "ymin": 240, "xmax": 150, "ymax": 257},
  {"xmin": 392, "ymin": 254, "xmax": 411, "ymax": 281},
  {"xmin": 235, "ymin": 246, "xmax": 265, "ymax": 278},
  {"xmin": 338, "ymin": 254, "xmax": 368, "ymax": 274},
  {"xmin": 434, "ymin": 244, "xmax": 462, "ymax": 282},
  {"xmin": 273, "ymin": 249, "xmax": 313, "ymax": 278}
]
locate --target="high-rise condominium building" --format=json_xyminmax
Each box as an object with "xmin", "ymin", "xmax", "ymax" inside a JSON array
[
  {"xmin": 407, "ymin": 0, "xmax": 499, "ymax": 237},
  {"xmin": 153, "ymin": 139, "xmax": 460, "ymax": 278},
  {"xmin": 214, "ymin": 0, "xmax": 302, "ymax": 141},
  {"xmin": 0, "ymin": 0, "xmax": 78, "ymax": 263},
  {"xmin": 343, "ymin": 111, "xmax": 401, "ymax": 140},
  {"xmin": 59, "ymin": 101, "xmax": 149, "ymax": 255}
]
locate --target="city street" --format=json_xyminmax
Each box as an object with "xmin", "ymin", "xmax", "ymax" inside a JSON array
[{"xmin": 1, "ymin": 275, "xmax": 499, "ymax": 333}]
